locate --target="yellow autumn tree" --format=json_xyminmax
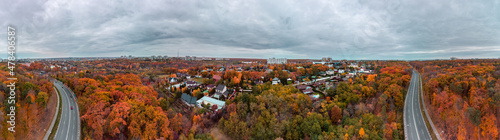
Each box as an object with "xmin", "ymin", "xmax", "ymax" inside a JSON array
[
  {"xmin": 359, "ymin": 128, "xmax": 365, "ymax": 138},
  {"xmin": 192, "ymin": 89, "xmax": 201, "ymax": 97},
  {"xmin": 366, "ymin": 74, "xmax": 377, "ymax": 82},
  {"xmin": 344, "ymin": 133, "xmax": 349, "ymax": 140}
]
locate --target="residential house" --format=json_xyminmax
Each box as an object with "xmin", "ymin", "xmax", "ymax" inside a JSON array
[
  {"xmin": 254, "ymin": 81, "xmax": 264, "ymax": 85},
  {"xmin": 295, "ymin": 81, "xmax": 300, "ymax": 85},
  {"xmin": 297, "ymin": 85, "xmax": 313, "ymax": 94},
  {"xmin": 181, "ymin": 93, "xmax": 197, "ymax": 107},
  {"xmin": 197, "ymin": 96, "xmax": 226, "ymax": 111},
  {"xmin": 169, "ymin": 77, "xmax": 178, "ymax": 83},
  {"xmin": 206, "ymin": 84, "xmax": 216, "ymax": 90},
  {"xmin": 319, "ymin": 71, "xmax": 326, "ymax": 76},
  {"xmin": 186, "ymin": 81, "xmax": 199, "ymax": 88},
  {"xmin": 326, "ymin": 69, "xmax": 335, "ymax": 75},
  {"xmin": 214, "ymin": 84, "xmax": 229, "ymax": 99},
  {"xmin": 338, "ymin": 69, "xmax": 345, "ymax": 74},
  {"xmin": 272, "ymin": 77, "xmax": 280, "ymax": 85},
  {"xmin": 177, "ymin": 73, "xmax": 189, "ymax": 78},
  {"xmin": 213, "ymin": 75, "xmax": 221, "ymax": 81},
  {"xmin": 168, "ymin": 83, "xmax": 183, "ymax": 90},
  {"xmin": 348, "ymin": 71, "xmax": 357, "ymax": 76},
  {"xmin": 348, "ymin": 63, "xmax": 358, "ymax": 68},
  {"xmin": 314, "ymin": 80, "xmax": 326, "ymax": 87}
]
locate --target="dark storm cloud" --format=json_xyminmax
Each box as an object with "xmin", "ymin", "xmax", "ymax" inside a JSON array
[{"xmin": 1, "ymin": 0, "xmax": 499, "ymax": 59}]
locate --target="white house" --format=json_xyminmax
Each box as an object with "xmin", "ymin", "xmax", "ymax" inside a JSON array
[
  {"xmin": 338, "ymin": 69, "xmax": 345, "ymax": 74},
  {"xmin": 169, "ymin": 77, "xmax": 178, "ymax": 83},
  {"xmin": 326, "ymin": 69, "xmax": 335, "ymax": 75},
  {"xmin": 272, "ymin": 77, "xmax": 280, "ymax": 85},
  {"xmin": 168, "ymin": 83, "xmax": 183, "ymax": 90},
  {"xmin": 197, "ymin": 96, "xmax": 226, "ymax": 111}
]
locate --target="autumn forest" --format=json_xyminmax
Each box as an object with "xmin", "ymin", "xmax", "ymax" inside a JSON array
[{"xmin": 0, "ymin": 58, "xmax": 499, "ymax": 140}]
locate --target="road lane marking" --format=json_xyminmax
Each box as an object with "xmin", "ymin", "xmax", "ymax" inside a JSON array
[
  {"xmin": 62, "ymin": 83, "xmax": 72, "ymax": 140},
  {"xmin": 411, "ymin": 72, "xmax": 421, "ymax": 140},
  {"xmin": 415, "ymin": 72, "xmax": 432, "ymax": 139}
]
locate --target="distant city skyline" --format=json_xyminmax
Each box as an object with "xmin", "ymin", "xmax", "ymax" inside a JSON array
[
  {"xmin": 1, "ymin": 0, "xmax": 500, "ymax": 60},
  {"xmin": 9, "ymin": 55, "xmax": 499, "ymax": 61}
]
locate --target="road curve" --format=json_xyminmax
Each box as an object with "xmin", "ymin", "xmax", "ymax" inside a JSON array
[
  {"xmin": 53, "ymin": 81, "xmax": 80, "ymax": 140},
  {"xmin": 404, "ymin": 70, "xmax": 431, "ymax": 140}
]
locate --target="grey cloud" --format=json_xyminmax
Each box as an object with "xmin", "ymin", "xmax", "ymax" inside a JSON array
[{"xmin": 0, "ymin": 0, "xmax": 499, "ymax": 59}]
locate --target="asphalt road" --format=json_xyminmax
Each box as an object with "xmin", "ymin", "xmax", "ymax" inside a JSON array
[
  {"xmin": 54, "ymin": 81, "xmax": 80, "ymax": 140},
  {"xmin": 404, "ymin": 70, "xmax": 431, "ymax": 140}
]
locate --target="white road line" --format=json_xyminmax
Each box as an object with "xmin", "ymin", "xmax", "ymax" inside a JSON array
[
  {"xmin": 64, "ymin": 83, "xmax": 72, "ymax": 140},
  {"xmin": 411, "ymin": 72, "xmax": 421, "ymax": 140}
]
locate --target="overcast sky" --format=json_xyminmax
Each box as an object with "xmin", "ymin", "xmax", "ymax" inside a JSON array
[{"xmin": 1, "ymin": 0, "xmax": 500, "ymax": 60}]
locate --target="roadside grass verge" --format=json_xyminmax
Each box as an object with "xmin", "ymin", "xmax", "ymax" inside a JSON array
[
  {"xmin": 418, "ymin": 74, "xmax": 439, "ymax": 140},
  {"xmin": 48, "ymin": 85, "xmax": 63, "ymax": 139}
]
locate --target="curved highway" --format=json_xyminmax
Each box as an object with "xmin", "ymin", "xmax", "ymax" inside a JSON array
[{"xmin": 53, "ymin": 81, "xmax": 80, "ymax": 140}]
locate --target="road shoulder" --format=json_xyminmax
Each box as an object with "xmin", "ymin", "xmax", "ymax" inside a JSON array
[
  {"xmin": 43, "ymin": 86, "xmax": 60, "ymax": 140},
  {"xmin": 47, "ymin": 83, "xmax": 63, "ymax": 140}
]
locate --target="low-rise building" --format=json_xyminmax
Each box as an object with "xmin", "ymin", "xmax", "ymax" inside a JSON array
[
  {"xmin": 267, "ymin": 57, "xmax": 287, "ymax": 64},
  {"xmin": 181, "ymin": 93, "xmax": 197, "ymax": 106},
  {"xmin": 338, "ymin": 69, "xmax": 345, "ymax": 74},
  {"xmin": 169, "ymin": 77, "xmax": 178, "ymax": 83},
  {"xmin": 214, "ymin": 85, "xmax": 229, "ymax": 99},
  {"xmin": 186, "ymin": 81, "xmax": 199, "ymax": 88},
  {"xmin": 297, "ymin": 85, "xmax": 313, "ymax": 94},
  {"xmin": 197, "ymin": 96, "xmax": 226, "ymax": 111},
  {"xmin": 206, "ymin": 84, "xmax": 216, "ymax": 90},
  {"xmin": 326, "ymin": 69, "xmax": 335, "ymax": 75},
  {"xmin": 272, "ymin": 77, "xmax": 280, "ymax": 85},
  {"xmin": 213, "ymin": 75, "xmax": 221, "ymax": 81}
]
